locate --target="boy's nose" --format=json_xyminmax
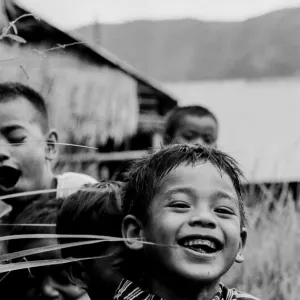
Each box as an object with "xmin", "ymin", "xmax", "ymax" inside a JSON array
[
  {"xmin": 0, "ymin": 141, "xmax": 10, "ymax": 162},
  {"xmin": 41, "ymin": 276, "xmax": 61, "ymax": 299},
  {"xmin": 190, "ymin": 137, "xmax": 210, "ymax": 148},
  {"xmin": 188, "ymin": 211, "xmax": 217, "ymax": 229},
  {"xmin": 0, "ymin": 148, "xmax": 10, "ymax": 162}
]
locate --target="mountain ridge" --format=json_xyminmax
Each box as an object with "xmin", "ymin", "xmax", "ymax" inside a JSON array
[{"xmin": 71, "ymin": 7, "xmax": 300, "ymax": 81}]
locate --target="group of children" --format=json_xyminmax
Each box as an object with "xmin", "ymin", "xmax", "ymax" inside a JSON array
[{"xmin": 0, "ymin": 82, "xmax": 259, "ymax": 300}]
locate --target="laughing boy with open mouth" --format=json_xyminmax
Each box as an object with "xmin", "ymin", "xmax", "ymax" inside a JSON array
[
  {"xmin": 119, "ymin": 144, "xmax": 260, "ymax": 300},
  {"xmin": 0, "ymin": 82, "xmax": 96, "ymax": 255}
]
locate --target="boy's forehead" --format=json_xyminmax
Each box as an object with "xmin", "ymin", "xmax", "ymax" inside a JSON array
[
  {"xmin": 156, "ymin": 162, "xmax": 236, "ymax": 195},
  {"xmin": 0, "ymin": 97, "xmax": 41, "ymax": 128},
  {"xmin": 179, "ymin": 114, "xmax": 217, "ymax": 130}
]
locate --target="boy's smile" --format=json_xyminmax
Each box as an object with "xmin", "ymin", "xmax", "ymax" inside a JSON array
[
  {"xmin": 140, "ymin": 162, "xmax": 246, "ymax": 284},
  {"xmin": 178, "ymin": 234, "xmax": 223, "ymax": 258}
]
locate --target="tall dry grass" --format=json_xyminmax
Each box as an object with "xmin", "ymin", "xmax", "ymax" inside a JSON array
[{"xmin": 224, "ymin": 184, "xmax": 300, "ymax": 300}]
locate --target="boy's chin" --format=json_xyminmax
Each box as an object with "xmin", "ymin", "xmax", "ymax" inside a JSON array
[
  {"xmin": 181, "ymin": 270, "xmax": 221, "ymax": 283},
  {"xmin": 170, "ymin": 262, "xmax": 226, "ymax": 285}
]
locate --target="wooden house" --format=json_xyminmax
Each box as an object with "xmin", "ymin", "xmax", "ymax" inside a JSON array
[{"xmin": 0, "ymin": 0, "xmax": 178, "ymax": 178}]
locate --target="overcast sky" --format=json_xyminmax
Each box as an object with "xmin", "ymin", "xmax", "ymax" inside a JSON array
[{"xmin": 16, "ymin": 0, "xmax": 300, "ymax": 30}]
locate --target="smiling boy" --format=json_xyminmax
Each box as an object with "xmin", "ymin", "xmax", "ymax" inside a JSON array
[
  {"xmin": 120, "ymin": 144, "xmax": 259, "ymax": 300},
  {"xmin": 163, "ymin": 106, "xmax": 218, "ymax": 148}
]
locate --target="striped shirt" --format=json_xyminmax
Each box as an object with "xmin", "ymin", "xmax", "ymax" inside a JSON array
[{"xmin": 114, "ymin": 279, "xmax": 260, "ymax": 300}]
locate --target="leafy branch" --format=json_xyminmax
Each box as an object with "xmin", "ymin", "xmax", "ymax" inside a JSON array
[
  {"xmin": 0, "ymin": 13, "xmax": 38, "ymax": 43},
  {"xmin": 0, "ymin": 40, "xmax": 89, "ymax": 64},
  {"xmin": 0, "ymin": 13, "xmax": 99, "ymax": 64}
]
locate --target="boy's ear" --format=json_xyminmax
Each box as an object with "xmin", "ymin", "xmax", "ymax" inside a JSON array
[
  {"xmin": 45, "ymin": 129, "xmax": 59, "ymax": 161},
  {"xmin": 235, "ymin": 227, "xmax": 247, "ymax": 263},
  {"xmin": 122, "ymin": 215, "xmax": 144, "ymax": 251},
  {"xmin": 69, "ymin": 261, "xmax": 89, "ymax": 289}
]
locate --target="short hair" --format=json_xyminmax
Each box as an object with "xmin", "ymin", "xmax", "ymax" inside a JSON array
[
  {"xmin": 7, "ymin": 197, "xmax": 63, "ymax": 253},
  {"xmin": 163, "ymin": 105, "xmax": 218, "ymax": 144},
  {"xmin": 122, "ymin": 144, "xmax": 246, "ymax": 228},
  {"xmin": 0, "ymin": 82, "xmax": 49, "ymax": 132},
  {"xmin": 56, "ymin": 181, "xmax": 124, "ymax": 258}
]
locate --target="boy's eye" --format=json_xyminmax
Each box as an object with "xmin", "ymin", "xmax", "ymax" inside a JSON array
[
  {"xmin": 203, "ymin": 134, "xmax": 214, "ymax": 144},
  {"xmin": 9, "ymin": 137, "xmax": 26, "ymax": 144},
  {"xmin": 168, "ymin": 201, "xmax": 190, "ymax": 209},
  {"xmin": 7, "ymin": 131, "xmax": 27, "ymax": 144},
  {"xmin": 214, "ymin": 207, "xmax": 235, "ymax": 215},
  {"xmin": 182, "ymin": 133, "xmax": 195, "ymax": 141},
  {"xmin": 51, "ymin": 269, "xmax": 71, "ymax": 285}
]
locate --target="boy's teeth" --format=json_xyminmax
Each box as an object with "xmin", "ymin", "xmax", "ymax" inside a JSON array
[{"xmin": 183, "ymin": 239, "xmax": 217, "ymax": 249}]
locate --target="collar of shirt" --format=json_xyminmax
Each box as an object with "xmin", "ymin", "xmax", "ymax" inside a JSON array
[{"xmin": 113, "ymin": 279, "xmax": 225, "ymax": 300}]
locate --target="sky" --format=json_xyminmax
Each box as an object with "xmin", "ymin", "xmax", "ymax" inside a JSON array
[{"xmin": 17, "ymin": 0, "xmax": 300, "ymax": 30}]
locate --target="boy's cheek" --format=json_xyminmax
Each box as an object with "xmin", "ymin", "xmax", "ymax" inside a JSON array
[
  {"xmin": 144, "ymin": 219, "xmax": 174, "ymax": 244},
  {"xmin": 12, "ymin": 145, "xmax": 43, "ymax": 165}
]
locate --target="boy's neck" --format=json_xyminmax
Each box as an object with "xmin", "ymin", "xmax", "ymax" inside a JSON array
[
  {"xmin": 148, "ymin": 275, "xmax": 221, "ymax": 300},
  {"xmin": 50, "ymin": 175, "xmax": 58, "ymax": 191},
  {"xmin": 10, "ymin": 172, "xmax": 57, "ymax": 218}
]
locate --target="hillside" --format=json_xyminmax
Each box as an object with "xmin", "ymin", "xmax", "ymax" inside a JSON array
[{"xmin": 72, "ymin": 7, "xmax": 300, "ymax": 81}]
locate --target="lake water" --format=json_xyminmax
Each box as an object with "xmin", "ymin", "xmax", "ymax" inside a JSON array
[{"xmin": 165, "ymin": 78, "xmax": 300, "ymax": 183}]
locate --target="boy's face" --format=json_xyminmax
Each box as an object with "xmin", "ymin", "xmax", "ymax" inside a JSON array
[
  {"xmin": 18, "ymin": 239, "xmax": 89, "ymax": 300},
  {"xmin": 137, "ymin": 162, "xmax": 246, "ymax": 284},
  {"xmin": 85, "ymin": 242, "xmax": 127, "ymax": 299},
  {"xmin": 0, "ymin": 97, "xmax": 57, "ymax": 205},
  {"xmin": 173, "ymin": 115, "xmax": 218, "ymax": 147}
]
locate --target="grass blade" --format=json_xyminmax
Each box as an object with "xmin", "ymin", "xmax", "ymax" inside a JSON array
[{"xmin": 0, "ymin": 239, "xmax": 103, "ymax": 263}]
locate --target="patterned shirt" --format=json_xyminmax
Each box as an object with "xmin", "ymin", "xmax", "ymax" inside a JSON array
[{"xmin": 114, "ymin": 279, "xmax": 260, "ymax": 300}]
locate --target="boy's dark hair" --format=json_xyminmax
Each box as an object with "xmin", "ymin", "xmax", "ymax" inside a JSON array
[
  {"xmin": 0, "ymin": 82, "xmax": 49, "ymax": 132},
  {"xmin": 56, "ymin": 181, "xmax": 124, "ymax": 258},
  {"xmin": 123, "ymin": 144, "xmax": 246, "ymax": 228},
  {"xmin": 163, "ymin": 105, "xmax": 218, "ymax": 144},
  {"xmin": 8, "ymin": 197, "xmax": 63, "ymax": 253}
]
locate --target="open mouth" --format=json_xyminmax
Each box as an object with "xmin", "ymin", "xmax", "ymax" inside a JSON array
[
  {"xmin": 178, "ymin": 236, "xmax": 223, "ymax": 254},
  {"xmin": 0, "ymin": 166, "xmax": 21, "ymax": 190}
]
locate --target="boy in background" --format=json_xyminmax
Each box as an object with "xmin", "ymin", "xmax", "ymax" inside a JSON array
[
  {"xmin": 1, "ymin": 197, "xmax": 89, "ymax": 300},
  {"xmin": 163, "ymin": 105, "xmax": 218, "ymax": 148},
  {"xmin": 120, "ymin": 144, "xmax": 259, "ymax": 300},
  {"xmin": 0, "ymin": 82, "xmax": 97, "ymax": 253},
  {"xmin": 56, "ymin": 181, "xmax": 135, "ymax": 300}
]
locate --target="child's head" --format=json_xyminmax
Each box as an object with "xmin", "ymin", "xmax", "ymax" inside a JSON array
[
  {"xmin": 0, "ymin": 82, "xmax": 58, "ymax": 207},
  {"xmin": 163, "ymin": 105, "xmax": 218, "ymax": 147},
  {"xmin": 122, "ymin": 144, "xmax": 247, "ymax": 291},
  {"xmin": 6, "ymin": 197, "xmax": 88, "ymax": 300},
  {"xmin": 56, "ymin": 182, "xmax": 128, "ymax": 299}
]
